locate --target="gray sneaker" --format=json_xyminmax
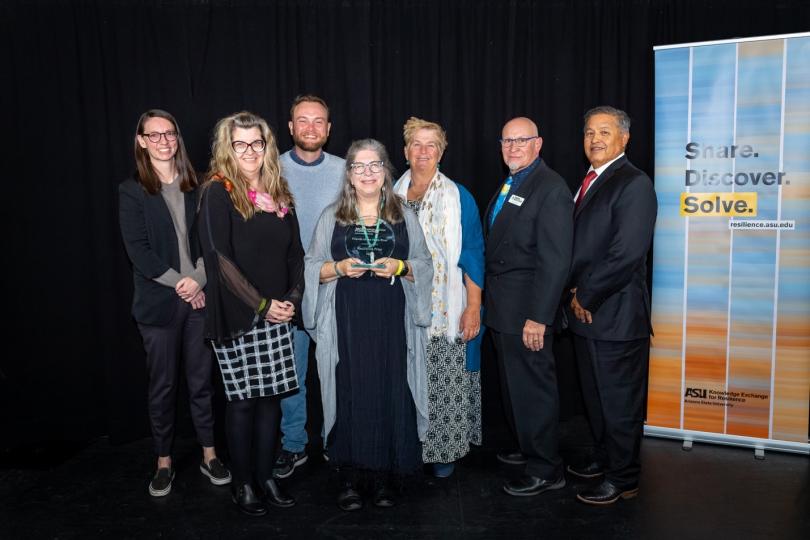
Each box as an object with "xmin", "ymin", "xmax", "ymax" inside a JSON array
[
  {"xmin": 200, "ymin": 458, "xmax": 232, "ymax": 485},
  {"xmin": 148, "ymin": 467, "xmax": 174, "ymax": 497},
  {"xmin": 273, "ymin": 450, "xmax": 308, "ymax": 479}
]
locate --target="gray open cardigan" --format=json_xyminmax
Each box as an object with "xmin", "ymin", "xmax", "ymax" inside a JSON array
[{"xmin": 302, "ymin": 203, "xmax": 433, "ymax": 441}]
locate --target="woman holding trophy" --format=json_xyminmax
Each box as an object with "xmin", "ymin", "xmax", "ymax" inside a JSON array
[{"xmin": 303, "ymin": 139, "xmax": 432, "ymax": 511}]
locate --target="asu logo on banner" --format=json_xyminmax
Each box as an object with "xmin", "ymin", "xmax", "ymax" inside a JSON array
[{"xmin": 679, "ymin": 192, "xmax": 757, "ymax": 216}]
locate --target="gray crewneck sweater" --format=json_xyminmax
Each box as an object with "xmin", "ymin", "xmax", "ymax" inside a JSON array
[{"xmin": 280, "ymin": 150, "xmax": 345, "ymax": 250}]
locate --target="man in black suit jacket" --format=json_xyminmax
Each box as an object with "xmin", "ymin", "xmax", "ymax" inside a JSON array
[
  {"xmin": 567, "ymin": 106, "xmax": 657, "ymax": 505},
  {"xmin": 484, "ymin": 117, "xmax": 574, "ymax": 497}
]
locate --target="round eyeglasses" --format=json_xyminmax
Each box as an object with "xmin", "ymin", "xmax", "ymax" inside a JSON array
[
  {"xmin": 142, "ymin": 131, "xmax": 178, "ymax": 143},
  {"xmin": 232, "ymin": 139, "xmax": 266, "ymax": 154},
  {"xmin": 349, "ymin": 161, "xmax": 384, "ymax": 175}
]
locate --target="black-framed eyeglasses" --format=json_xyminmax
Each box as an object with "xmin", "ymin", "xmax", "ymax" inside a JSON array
[
  {"xmin": 232, "ymin": 139, "xmax": 266, "ymax": 154},
  {"xmin": 349, "ymin": 161, "xmax": 384, "ymax": 175},
  {"xmin": 142, "ymin": 131, "xmax": 178, "ymax": 143},
  {"xmin": 499, "ymin": 136, "xmax": 539, "ymax": 147}
]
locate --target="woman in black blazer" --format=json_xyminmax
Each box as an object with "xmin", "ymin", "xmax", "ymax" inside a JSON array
[{"xmin": 119, "ymin": 109, "xmax": 231, "ymax": 497}]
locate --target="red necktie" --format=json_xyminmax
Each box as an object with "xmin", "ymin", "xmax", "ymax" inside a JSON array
[{"xmin": 575, "ymin": 170, "xmax": 598, "ymax": 208}]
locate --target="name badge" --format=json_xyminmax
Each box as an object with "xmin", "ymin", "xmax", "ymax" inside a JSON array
[{"xmin": 508, "ymin": 194, "xmax": 524, "ymax": 206}]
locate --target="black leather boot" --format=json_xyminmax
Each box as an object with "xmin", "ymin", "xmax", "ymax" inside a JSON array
[
  {"xmin": 262, "ymin": 478, "xmax": 296, "ymax": 508},
  {"xmin": 337, "ymin": 480, "xmax": 363, "ymax": 511},
  {"xmin": 231, "ymin": 483, "xmax": 267, "ymax": 516},
  {"xmin": 372, "ymin": 478, "xmax": 395, "ymax": 508}
]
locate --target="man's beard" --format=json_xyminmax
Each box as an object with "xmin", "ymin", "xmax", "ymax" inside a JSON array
[{"xmin": 293, "ymin": 133, "xmax": 326, "ymax": 152}]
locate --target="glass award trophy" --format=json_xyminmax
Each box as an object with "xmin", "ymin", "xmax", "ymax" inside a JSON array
[{"xmin": 345, "ymin": 216, "xmax": 396, "ymax": 268}]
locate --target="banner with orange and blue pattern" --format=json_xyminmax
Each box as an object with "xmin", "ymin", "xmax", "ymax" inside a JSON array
[{"xmin": 647, "ymin": 33, "xmax": 810, "ymax": 453}]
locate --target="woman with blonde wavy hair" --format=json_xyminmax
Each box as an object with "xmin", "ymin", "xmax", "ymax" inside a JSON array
[{"xmin": 198, "ymin": 111, "xmax": 304, "ymax": 517}]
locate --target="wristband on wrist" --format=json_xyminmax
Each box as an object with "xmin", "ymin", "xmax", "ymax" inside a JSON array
[
  {"xmin": 399, "ymin": 260, "xmax": 409, "ymax": 276},
  {"xmin": 257, "ymin": 297, "xmax": 268, "ymax": 315},
  {"xmin": 395, "ymin": 259, "xmax": 405, "ymax": 276},
  {"xmin": 333, "ymin": 261, "xmax": 344, "ymax": 277}
]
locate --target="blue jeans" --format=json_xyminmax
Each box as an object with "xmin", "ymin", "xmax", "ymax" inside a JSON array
[{"xmin": 280, "ymin": 327, "xmax": 310, "ymax": 453}]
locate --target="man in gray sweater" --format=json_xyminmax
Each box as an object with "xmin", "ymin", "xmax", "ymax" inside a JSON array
[{"xmin": 274, "ymin": 95, "xmax": 345, "ymax": 479}]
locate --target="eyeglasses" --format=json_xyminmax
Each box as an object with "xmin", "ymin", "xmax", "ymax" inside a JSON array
[
  {"xmin": 142, "ymin": 131, "xmax": 178, "ymax": 143},
  {"xmin": 499, "ymin": 136, "xmax": 539, "ymax": 147},
  {"xmin": 232, "ymin": 139, "xmax": 266, "ymax": 154},
  {"xmin": 349, "ymin": 161, "xmax": 384, "ymax": 175}
]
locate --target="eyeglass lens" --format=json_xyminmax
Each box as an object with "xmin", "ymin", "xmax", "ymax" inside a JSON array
[
  {"xmin": 500, "ymin": 137, "xmax": 535, "ymax": 147},
  {"xmin": 144, "ymin": 131, "xmax": 178, "ymax": 143},
  {"xmin": 350, "ymin": 161, "xmax": 383, "ymax": 174},
  {"xmin": 232, "ymin": 140, "xmax": 266, "ymax": 153}
]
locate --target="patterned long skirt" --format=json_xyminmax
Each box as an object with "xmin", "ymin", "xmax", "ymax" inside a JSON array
[{"xmin": 422, "ymin": 335, "xmax": 482, "ymax": 464}]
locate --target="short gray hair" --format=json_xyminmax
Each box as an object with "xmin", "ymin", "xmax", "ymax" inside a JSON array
[{"xmin": 584, "ymin": 106, "xmax": 631, "ymax": 134}]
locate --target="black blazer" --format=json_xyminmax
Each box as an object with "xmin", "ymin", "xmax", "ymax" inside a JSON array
[
  {"xmin": 484, "ymin": 159, "xmax": 574, "ymax": 335},
  {"xmin": 119, "ymin": 178, "xmax": 201, "ymax": 326},
  {"xmin": 566, "ymin": 156, "xmax": 657, "ymax": 341}
]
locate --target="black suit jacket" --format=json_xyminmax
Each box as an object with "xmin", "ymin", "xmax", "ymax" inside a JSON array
[
  {"xmin": 119, "ymin": 178, "xmax": 201, "ymax": 326},
  {"xmin": 566, "ymin": 156, "xmax": 657, "ymax": 341},
  {"xmin": 484, "ymin": 158, "xmax": 574, "ymax": 335}
]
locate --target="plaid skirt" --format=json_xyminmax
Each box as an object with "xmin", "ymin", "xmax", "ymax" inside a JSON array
[{"xmin": 212, "ymin": 320, "xmax": 298, "ymax": 401}]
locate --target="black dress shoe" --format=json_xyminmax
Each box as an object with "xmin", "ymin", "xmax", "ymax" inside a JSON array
[
  {"xmin": 503, "ymin": 474, "xmax": 566, "ymax": 497},
  {"xmin": 337, "ymin": 483, "xmax": 363, "ymax": 512},
  {"xmin": 566, "ymin": 461, "xmax": 604, "ymax": 479},
  {"xmin": 372, "ymin": 482, "xmax": 396, "ymax": 508},
  {"xmin": 496, "ymin": 450, "xmax": 528, "ymax": 465},
  {"xmin": 576, "ymin": 480, "xmax": 639, "ymax": 505},
  {"xmin": 262, "ymin": 478, "xmax": 296, "ymax": 508},
  {"xmin": 231, "ymin": 483, "xmax": 267, "ymax": 516},
  {"xmin": 503, "ymin": 474, "xmax": 565, "ymax": 497}
]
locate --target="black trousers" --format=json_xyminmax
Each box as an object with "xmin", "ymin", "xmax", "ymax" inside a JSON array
[
  {"xmin": 573, "ymin": 334, "xmax": 649, "ymax": 489},
  {"xmin": 138, "ymin": 299, "xmax": 215, "ymax": 456},
  {"xmin": 493, "ymin": 330, "xmax": 561, "ymax": 479}
]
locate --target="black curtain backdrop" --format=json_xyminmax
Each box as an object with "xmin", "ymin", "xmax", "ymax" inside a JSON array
[{"xmin": 1, "ymin": 0, "xmax": 807, "ymax": 449}]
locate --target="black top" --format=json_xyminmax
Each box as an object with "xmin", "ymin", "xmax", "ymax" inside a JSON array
[{"xmin": 198, "ymin": 181, "xmax": 304, "ymax": 343}]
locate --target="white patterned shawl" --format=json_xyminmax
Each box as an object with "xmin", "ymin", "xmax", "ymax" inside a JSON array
[{"xmin": 394, "ymin": 170, "xmax": 464, "ymax": 341}]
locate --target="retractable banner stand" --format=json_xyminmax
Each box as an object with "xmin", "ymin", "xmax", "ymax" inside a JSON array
[{"xmin": 647, "ymin": 32, "xmax": 810, "ymax": 454}]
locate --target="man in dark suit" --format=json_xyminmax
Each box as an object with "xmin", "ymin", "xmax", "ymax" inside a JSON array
[
  {"xmin": 485, "ymin": 117, "xmax": 573, "ymax": 496},
  {"xmin": 567, "ymin": 106, "xmax": 657, "ymax": 505}
]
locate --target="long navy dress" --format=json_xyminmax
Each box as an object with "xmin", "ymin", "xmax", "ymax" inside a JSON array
[{"xmin": 328, "ymin": 220, "xmax": 421, "ymax": 476}]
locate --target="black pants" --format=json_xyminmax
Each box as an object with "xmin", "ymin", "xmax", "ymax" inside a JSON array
[
  {"xmin": 493, "ymin": 330, "xmax": 561, "ymax": 479},
  {"xmin": 573, "ymin": 334, "xmax": 649, "ymax": 489},
  {"xmin": 138, "ymin": 299, "xmax": 215, "ymax": 456}
]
